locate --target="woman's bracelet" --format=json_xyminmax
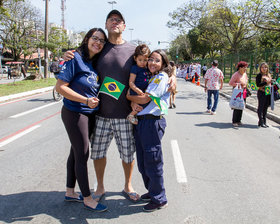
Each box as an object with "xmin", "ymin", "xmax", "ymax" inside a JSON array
[{"xmin": 86, "ymin": 98, "xmax": 89, "ymax": 105}]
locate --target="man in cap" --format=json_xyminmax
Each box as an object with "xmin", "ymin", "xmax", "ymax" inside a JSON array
[
  {"xmin": 91, "ymin": 9, "xmax": 140, "ymax": 202},
  {"xmin": 204, "ymin": 60, "xmax": 224, "ymax": 115}
]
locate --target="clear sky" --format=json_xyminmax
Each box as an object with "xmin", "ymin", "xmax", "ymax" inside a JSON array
[{"xmin": 29, "ymin": 0, "xmax": 187, "ymax": 50}]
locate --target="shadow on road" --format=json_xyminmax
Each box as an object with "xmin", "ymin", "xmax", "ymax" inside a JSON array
[
  {"xmin": 195, "ymin": 122, "xmax": 257, "ymax": 129},
  {"xmin": 176, "ymin": 112, "xmax": 205, "ymax": 115},
  {"xmin": 28, "ymin": 98, "xmax": 54, "ymax": 103},
  {"xmin": 0, "ymin": 191, "xmax": 144, "ymax": 223}
]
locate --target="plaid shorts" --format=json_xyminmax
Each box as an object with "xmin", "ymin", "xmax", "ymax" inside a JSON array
[{"xmin": 90, "ymin": 116, "xmax": 136, "ymax": 163}]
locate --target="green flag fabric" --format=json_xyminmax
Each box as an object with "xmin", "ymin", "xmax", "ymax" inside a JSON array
[
  {"xmin": 149, "ymin": 95, "xmax": 168, "ymax": 115},
  {"xmin": 249, "ymin": 82, "xmax": 258, "ymax": 91},
  {"xmin": 265, "ymin": 86, "xmax": 271, "ymax": 95},
  {"xmin": 99, "ymin": 77, "xmax": 125, "ymax": 100}
]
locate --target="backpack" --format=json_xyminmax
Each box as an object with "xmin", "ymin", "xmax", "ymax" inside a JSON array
[{"xmin": 50, "ymin": 61, "xmax": 61, "ymax": 74}]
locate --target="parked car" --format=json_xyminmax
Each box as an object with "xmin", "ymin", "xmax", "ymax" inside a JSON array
[{"xmin": 1, "ymin": 66, "xmax": 8, "ymax": 73}]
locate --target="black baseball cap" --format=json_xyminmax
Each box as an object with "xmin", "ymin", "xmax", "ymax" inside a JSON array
[{"xmin": 106, "ymin": 10, "xmax": 125, "ymax": 23}]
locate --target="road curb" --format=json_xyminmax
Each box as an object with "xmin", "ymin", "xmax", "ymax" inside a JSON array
[{"xmin": 0, "ymin": 86, "xmax": 54, "ymax": 103}]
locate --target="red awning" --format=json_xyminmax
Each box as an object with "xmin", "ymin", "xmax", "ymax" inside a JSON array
[{"xmin": 5, "ymin": 62, "xmax": 24, "ymax": 65}]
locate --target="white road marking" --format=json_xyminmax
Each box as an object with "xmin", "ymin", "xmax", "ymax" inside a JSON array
[
  {"xmin": 9, "ymin": 102, "xmax": 60, "ymax": 118},
  {"xmin": 0, "ymin": 125, "xmax": 40, "ymax": 148},
  {"xmin": 171, "ymin": 139, "xmax": 187, "ymax": 183}
]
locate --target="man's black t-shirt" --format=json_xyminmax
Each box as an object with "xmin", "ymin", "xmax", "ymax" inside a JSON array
[{"xmin": 96, "ymin": 41, "xmax": 136, "ymax": 118}]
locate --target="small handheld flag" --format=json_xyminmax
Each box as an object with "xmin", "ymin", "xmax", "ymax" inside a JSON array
[
  {"xmin": 265, "ymin": 86, "xmax": 271, "ymax": 95},
  {"xmin": 99, "ymin": 77, "xmax": 125, "ymax": 100},
  {"xmin": 149, "ymin": 95, "xmax": 161, "ymax": 110},
  {"xmin": 249, "ymin": 83, "xmax": 258, "ymax": 91},
  {"xmin": 149, "ymin": 95, "xmax": 168, "ymax": 115}
]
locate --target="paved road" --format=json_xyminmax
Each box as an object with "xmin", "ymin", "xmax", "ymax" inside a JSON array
[{"xmin": 0, "ymin": 79, "xmax": 279, "ymax": 224}]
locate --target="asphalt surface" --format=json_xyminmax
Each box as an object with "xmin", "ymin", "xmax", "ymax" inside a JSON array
[{"xmin": 1, "ymin": 78, "xmax": 280, "ymax": 224}]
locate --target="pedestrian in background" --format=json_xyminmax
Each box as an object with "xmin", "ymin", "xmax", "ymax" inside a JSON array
[
  {"xmin": 202, "ymin": 64, "xmax": 207, "ymax": 78},
  {"xmin": 56, "ymin": 28, "xmax": 108, "ymax": 212},
  {"xmin": 204, "ymin": 60, "xmax": 224, "ymax": 115},
  {"xmin": 7, "ymin": 66, "xmax": 11, "ymax": 79},
  {"xmin": 169, "ymin": 61, "xmax": 177, "ymax": 109},
  {"xmin": 21, "ymin": 65, "xmax": 26, "ymax": 78},
  {"xmin": 256, "ymin": 62, "xmax": 272, "ymax": 128},
  {"xmin": 229, "ymin": 61, "xmax": 249, "ymax": 127}
]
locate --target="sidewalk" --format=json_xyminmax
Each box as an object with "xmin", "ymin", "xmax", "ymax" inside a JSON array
[{"xmin": 199, "ymin": 78, "xmax": 280, "ymax": 124}]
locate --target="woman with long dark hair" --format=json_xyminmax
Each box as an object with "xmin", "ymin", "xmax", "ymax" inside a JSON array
[
  {"xmin": 256, "ymin": 62, "xmax": 272, "ymax": 128},
  {"xmin": 55, "ymin": 28, "xmax": 108, "ymax": 212}
]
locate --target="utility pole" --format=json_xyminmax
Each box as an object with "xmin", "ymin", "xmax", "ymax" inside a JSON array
[
  {"xmin": 35, "ymin": 23, "xmax": 42, "ymax": 76},
  {"xmin": 44, "ymin": 0, "xmax": 49, "ymax": 78}
]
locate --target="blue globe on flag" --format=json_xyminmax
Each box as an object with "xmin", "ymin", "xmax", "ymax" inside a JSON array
[{"xmin": 108, "ymin": 83, "xmax": 117, "ymax": 91}]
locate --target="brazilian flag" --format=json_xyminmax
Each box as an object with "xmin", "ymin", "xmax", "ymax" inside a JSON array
[
  {"xmin": 265, "ymin": 86, "xmax": 271, "ymax": 95},
  {"xmin": 149, "ymin": 95, "xmax": 168, "ymax": 115},
  {"xmin": 249, "ymin": 83, "xmax": 258, "ymax": 91},
  {"xmin": 99, "ymin": 76, "xmax": 125, "ymax": 100}
]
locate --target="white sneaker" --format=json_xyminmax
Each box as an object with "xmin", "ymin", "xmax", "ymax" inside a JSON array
[
  {"xmin": 206, "ymin": 109, "xmax": 211, "ymax": 113},
  {"xmin": 210, "ymin": 111, "xmax": 216, "ymax": 115}
]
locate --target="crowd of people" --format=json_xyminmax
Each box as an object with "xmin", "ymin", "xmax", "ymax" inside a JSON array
[
  {"xmin": 176, "ymin": 62, "xmax": 202, "ymax": 81},
  {"xmin": 175, "ymin": 60, "xmax": 277, "ymax": 128}
]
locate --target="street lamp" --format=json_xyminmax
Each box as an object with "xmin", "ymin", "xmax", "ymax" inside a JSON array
[
  {"xmin": 129, "ymin": 28, "xmax": 134, "ymax": 41},
  {"xmin": 108, "ymin": 1, "xmax": 117, "ymax": 9}
]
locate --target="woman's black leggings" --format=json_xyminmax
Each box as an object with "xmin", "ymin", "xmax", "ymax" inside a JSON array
[
  {"xmin": 61, "ymin": 106, "xmax": 95, "ymax": 197},
  {"xmin": 257, "ymin": 91, "xmax": 270, "ymax": 124}
]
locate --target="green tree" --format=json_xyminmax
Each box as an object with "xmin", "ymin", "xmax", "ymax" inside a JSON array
[
  {"xmin": 47, "ymin": 26, "xmax": 70, "ymax": 57},
  {"xmin": 0, "ymin": 0, "xmax": 23, "ymax": 17},
  {"xmin": 188, "ymin": 26, "xmax": 211, "ymax": 59},
  {"xmin": 206, "ymin": 0, "xmax": 258, "ymax": 53},
  {"xmin": 167, "ymin": 0, "xmax": 258, "ymax": 56},
  {"xmin": 169, "ymin": 34, "xmax": 192, "ymax": 62},
  {"xmin": 197, "ymin": 19, "xmax": 226, "ymax": 57},
  {"xmin": 167, "ymin": 0, "xmax": 209, "ymax": 31},
  {"xmin": 0, "ymin": 0, "xmax": 43, "ymax": 61},
  {"xmin": 258, "ymin": 30, "xmax": 280, "ymax": 49},
  {"xmin": 247, "ymin": 0, "xmax": 280, "ymax": 32}
]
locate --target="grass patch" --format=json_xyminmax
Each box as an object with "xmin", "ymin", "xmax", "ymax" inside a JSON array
[{"xmin": 0, "ymin": 78, "xmax": 56, "ymax": 97}]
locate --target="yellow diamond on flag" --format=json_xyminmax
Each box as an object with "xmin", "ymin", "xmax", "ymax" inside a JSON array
[
  {"xmin": 104, "ymin": 82, "xmax": 121, "ymax": 93},
  {"xmin": 99, "ymin": 77, "xmax": 125, "ymax": 100}
]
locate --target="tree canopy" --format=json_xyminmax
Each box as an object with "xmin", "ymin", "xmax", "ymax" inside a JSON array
[{"xmin": 167, "ymin": 0, "xmax": 280, "ymax": 62}]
